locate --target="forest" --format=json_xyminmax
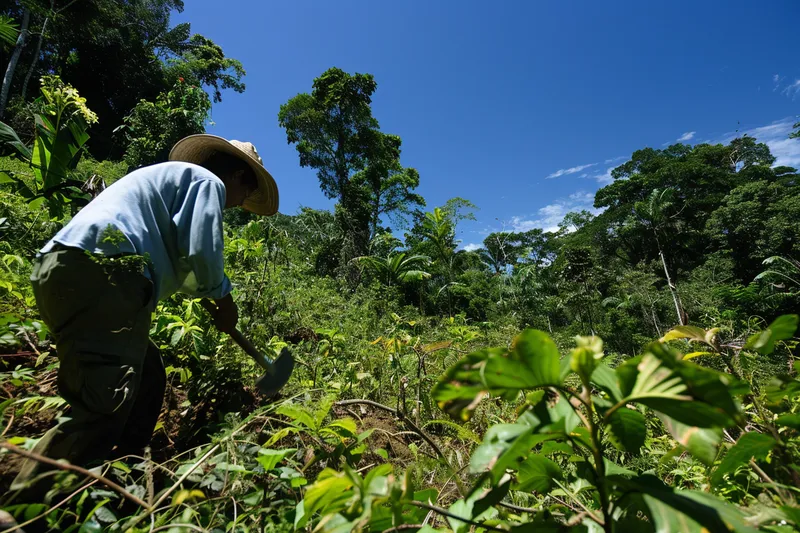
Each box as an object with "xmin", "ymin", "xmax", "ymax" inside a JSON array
[{"xmin": 0, "ymin": 1, "xmax": 799, "ymax": 532}]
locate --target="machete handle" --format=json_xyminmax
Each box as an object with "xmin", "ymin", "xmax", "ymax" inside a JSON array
[{"xmin": 200, "ymin": 299, "xmax": 274, "ymax": 373}]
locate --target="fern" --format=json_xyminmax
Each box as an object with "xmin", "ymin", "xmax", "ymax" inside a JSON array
[{"xmin": 423, "ymin": 418, "xmax": 480, "ymax": 443}]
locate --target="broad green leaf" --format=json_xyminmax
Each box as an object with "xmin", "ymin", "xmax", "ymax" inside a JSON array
[
  {"xmin": 781, "ymin": 505, "xmax": 800, "ymax": 526},
  {"xmin": 110, "ymin": 461, "xmax": 131, "ymax": 473},
  {"xmin": 0, "ymin": 120, "xmax": 32, "ymax": 159},
  {"xmin": 171, "ymin": 489, "xmax": 205, "ymax": 506},
  {"xmin": 591, "ymin": 362, "xmax": 623, "ymax": 402},
  {"xmin": 256, "ymin": 448, "xmax": 295, "ymax": 471},
  {"xmin": 683, "ymin": 351, "xmax": 715, "ymax": 360},
  {"xmin": 447, "ymin": 481, "xmax": 499, "ymax": 533},
  {"xmin": 433, "ymin": 329, "xmax": 564, "ymax": 421},
  {"xmin": 744, "ymin": 314, "xmax": 798, "ymax": 355},
  {"xmin": 658, "ymin": 414, "xmax": 721, "ymax": 466},
  {"xmin": 775, "ymin": 413, "xmax": 800, "ymax": 430},
  {"xmin": 514, "ymin": 455, "xmax": 562, "ymax": 493},
  {"xmin": 606, "ymin": 407, "xmax": 646, "ymax": 454},
  {"xmin": 766, "ymin": 374, "xmax": 800, "ymax": 403},
  {"xmin": 614, "ymin": 475, "xmax": 759, "ymax": 533},
  {"xmin": 540, "ymin": 441, "xmax": 574, "ymax": 456},
  {"xmin": 321, "ymin": 418, "xmax": 358, "ymax": 439},
  {"xmin": 511, "ymin": 329, "xmax": 561, "ymax": 385},
  {"xmin": 276, "ymin": 403, "xmax": 316, "ymax": 430},
  {"xmin": 303, "ymin": 468, "xmax": 354, "ymax": 515},
  {"xmin": 470, "ymin": 421, "xmax": 558, "ymax": 482},
  {"xmin": 604, "ymin": 458, "xmax": 636, "ymax": 477},
  {"xmin": 612, "ymin": 344, "xmax": 743, "ymax": 428},
  {"xmin": 28, "ymin": 196, "xmax": 46, "ymax": 211},
  {"xmin": 660, "ymin": 325, "xmax": 708, "ymax": 343},
  {"xmin": 570, "ymin": 335, "xmax": 604, "ymax": 382},
  {"xmin": 711, "ymin": 433, "xmax": 776, "ymax": 487},
  {"xmin": 431, "ymin": 348, "xmax": 500, "ymax": 421},
  {"xmin": 294, "ymin": 500, "xmax": 307, "ymax": 529}
]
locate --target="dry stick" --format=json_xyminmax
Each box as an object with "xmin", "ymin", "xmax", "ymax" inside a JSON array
[
  {"xmin": 3, "ymin": 479, "xmax": 99, "ymax": 533},
  {"xmin": 1, "ymin": 413, "xmax": 13, "ymax": 437},
  {"xmin": 0, "ymin": 442, "xmax": 151, "ymax": 510},
  {"xmin": 335, "ymin": 399, "xmax": 446, "ymax": 460},
  {"xmin": 406, "ymin": 501, "xmax": 506, "ymax": 532},
  {"xmin": 122, "ymin": 443, "xmax": 221, "ymax": 531},
  {"xmin": 383, "ymin": 524, "xmax": 426, "ymax": 533},
  {"xmin": 498, "ymin": 501, "xmax": 538, "ymax": 514},
  {"xmin": 150, "ymin": 524, "xmax": 207, "ymax": 533},
  {"xmin": 723, "ymin": 429, "xmax": 792, "ymax": 506}
]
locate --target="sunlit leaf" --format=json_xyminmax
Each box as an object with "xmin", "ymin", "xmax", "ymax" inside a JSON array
[
  {"xmin": 606, "ymin": 407, "xmax": 646, "ymax": 454},
  {"xmin": 744, "ymin": 314, "xmax": 798, "ymax": 355},
  {"xmin": 514, "ymin": 454, "xmax": 562, "ymax": 494},
  {"xmin": 711, "ymin": 433, "xmax": 776, "ymax": 487},
  {"xmin": 658, "ymin": 414, "xmax": 721, "ymax": 466}
]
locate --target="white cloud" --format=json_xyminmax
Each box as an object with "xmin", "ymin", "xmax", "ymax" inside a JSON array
[
  {"xmin": 462, "ymin": 242, "xmax": 481, "ymax": 252},
  {"xmin": 677, "ymin": 131, "xmax": 696, "ymax": 142},
  {"xmin": 720, "ymin": 117, "xmax": 800, "ymax": 169},
  {"xmin": 773, "ymin": 74, "xmax": 781, "ymax": 83},
  {"xmin": 781, "ymin": 80, "xmax": 800, "ymax": 99},
  {"xmin": 604, "ymin": 156, "xmax": 626, "ymax": 164},
  {"xmin": 546, "ymin": 162, "xmax": 597, "ymax": 179},
  {"xmin": 591, "ymin": 167, "xmax": 614, "ymax": 184},
  {"xmin": 509, "ymin": 191, "xmax": 605, "ymax": 233}
]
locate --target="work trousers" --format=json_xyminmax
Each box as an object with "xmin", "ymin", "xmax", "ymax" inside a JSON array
[{"xmin": 11, "ymin": 248, "xmax": 165, "ymax": 496}]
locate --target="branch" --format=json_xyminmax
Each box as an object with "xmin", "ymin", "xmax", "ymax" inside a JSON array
[
  {"xmin": 335, "ymin": 399, "xmax": 446, "ymax": 460},
  {"xmin": 0, "ymin": 442, "xmax": 151, "ymax": 510},
  {"xmin": 3, "ymin": 479, "xmax": 98, "ymax": 533},
  {"xmin": 121, "ymin": 443, "xmax": 221, "ymax": 531},
  {"xmin": 407, "ymin": 500, "xmax": 506, "ymax": 532}
]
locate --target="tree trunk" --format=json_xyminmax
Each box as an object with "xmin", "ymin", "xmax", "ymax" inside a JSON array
[
  {"xmin": 660, "ymin": 250, "xmax": 686, "ymax": 326},
  {"xmin": 21, "ymin": 1, "xmax": 53, "ymax": 102},
  {"xmin": 0, "ymin": 8, "xmax": 30, "ymax": 119}
]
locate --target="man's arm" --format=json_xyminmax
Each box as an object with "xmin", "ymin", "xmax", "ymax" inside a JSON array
[
  {"xmin": 174, "ymin": 178, "xmax": 237, "ymax": 332},
  {"xmin": 212, "ymin": 293, "xmax": 238, "ymax": 334}
]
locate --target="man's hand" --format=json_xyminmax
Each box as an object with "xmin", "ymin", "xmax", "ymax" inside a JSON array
[{"xmin": 211, "ymin": 293, "xmax": 238, "ymax": 334}]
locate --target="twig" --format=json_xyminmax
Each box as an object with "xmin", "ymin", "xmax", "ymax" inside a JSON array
[
  {"xmin": 150, "ymin": 524, "xmax": 207, "ymax": 533},
  {"xmin": 406, "ymin": 501, "xmax": 506, "ymax": 532},
  {"xmin": 384, "ymin": 524, "xmax": 425, "ymax": 532},
  {"xmin": 553, "ymin": 480, "xmax": 604, "ymax": 526},
  {"xmin": 19, "ymin": 329, "xmax": 40, "ymax": 357},
  {"xmin": 0, "ymin": 442, "xmax": 152, "ymax": 510},
  {"xmin": 335, "ymin": 399, "xmax": 446, "ymax": 460},
  {"xmin": 1, "ymin": 413, "xmax": 13, "ymax": 437},
  {"xmin": 498, "ymin": 501, "xmax": 538, "ymax": 514},
  {"xmin": 723, "ymin": 429, "xmax": 793, "ymax": 505},
  {"xmin": 145, "ymin": 446, "xmax": 154, "ymax": 507},
  {"xmin": 3, "ymin": 479, "xmax": 99, "ymax": 533},
  {"xmin": 122, "ymin": 444, "xmax": 220, "ymax": 531}
]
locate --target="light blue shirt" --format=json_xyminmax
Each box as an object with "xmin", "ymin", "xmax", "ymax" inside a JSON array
[{"xmin": 41, "ymin": 161, "xmax": 232, "ymax": 302}]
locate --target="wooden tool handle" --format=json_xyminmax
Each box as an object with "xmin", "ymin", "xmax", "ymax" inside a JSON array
[{"xmin": 200, "ymin": 299, "xmax": 273, "ymax": 372}]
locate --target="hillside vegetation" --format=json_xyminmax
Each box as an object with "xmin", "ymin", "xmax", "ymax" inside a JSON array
[{"xmin": 1, "ymin": 3, "xmax": 799, "ymax": 532}]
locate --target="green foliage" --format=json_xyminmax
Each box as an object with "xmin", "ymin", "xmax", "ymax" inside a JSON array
[
  {"xmin": 0, "ymin": 75, "xmax": 96, "ymax": 219},
  {"xmin": 279, "ymin": 67, "xmax": 422, "ymax": 262},
  {"xmin": 0, "ymin": 0, "xmax": 245, "ymax": 159},
  {"xmin": 116, "ymin": 78, "xmax": 211, "ymax": 168}
]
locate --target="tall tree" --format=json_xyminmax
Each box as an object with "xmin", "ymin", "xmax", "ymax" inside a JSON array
[
  {"xmin": 0, "ymin": 6, "xmax": 29, "ymax": 118},
  {"xmin": 0, "ymin": 0, "xmax": 245, "ymax": 158},
  {"xmin": 351, "ymin": 131, "xmax": 424, "ymax": 238},
  {"xmin": 279, "ymin": 67, "xmax": 420, "ymax": 263},
  {"xmin": 634, "ymin": 188, "xmax": 687, "ymax": 325}
]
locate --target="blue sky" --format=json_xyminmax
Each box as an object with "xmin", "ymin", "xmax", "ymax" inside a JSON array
[{"xmin": 175, "ymin": 1, "xmax": 800, "ymax": 249}]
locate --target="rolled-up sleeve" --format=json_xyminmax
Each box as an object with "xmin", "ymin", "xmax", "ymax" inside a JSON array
[{"xmin": 173, "ymin": 178, "xmax": 232, "ymax": 299}]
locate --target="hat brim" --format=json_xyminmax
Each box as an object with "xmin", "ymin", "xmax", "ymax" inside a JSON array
[{"xmin": 169, "ymin": 134, "xmax": 279, "ymax": 216}]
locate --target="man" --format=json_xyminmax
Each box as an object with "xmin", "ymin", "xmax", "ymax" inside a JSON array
[{"xmin": 10, "ymin": 135, "xmax": 279, "ymax": 496}]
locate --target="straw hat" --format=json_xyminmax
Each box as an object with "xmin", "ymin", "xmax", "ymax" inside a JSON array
[{"xmin": 169, "ymin": 134, "xmax": 279, "ymax": 216}]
